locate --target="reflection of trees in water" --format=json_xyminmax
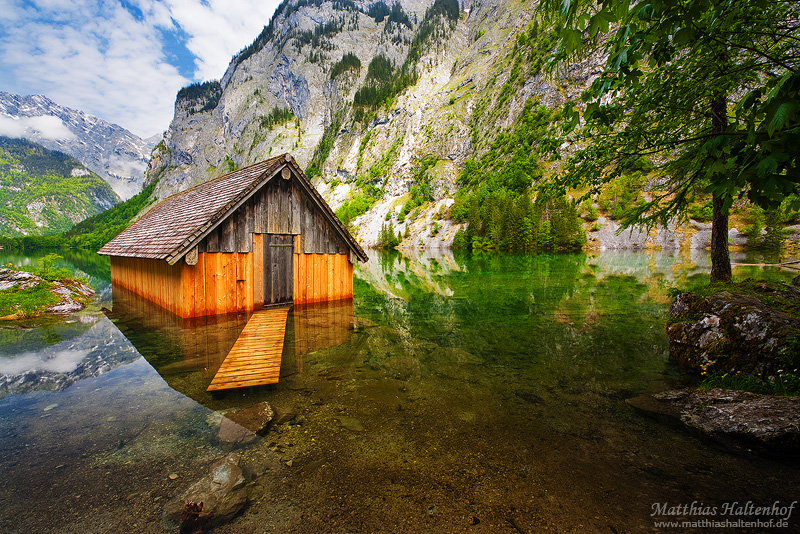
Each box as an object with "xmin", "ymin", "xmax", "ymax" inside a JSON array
[
  {"xmin": 59, "ymin": 249, "xmax": 111, "ymax": 284},
  {"xmin": 354, "ymin": 250, "xmax": 676, "ymax": 392}
]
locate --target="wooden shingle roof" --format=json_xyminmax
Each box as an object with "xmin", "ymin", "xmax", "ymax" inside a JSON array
[{"xmin": 98, "ymin": 154, "xmax": 367, "ymax": 264}]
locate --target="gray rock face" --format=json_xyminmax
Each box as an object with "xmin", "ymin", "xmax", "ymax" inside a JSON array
[
  {"xmin": 628, "ymin": 388, "xmax": 800, "ymax": 455},
  {"xmin": 0, "ymin": 92, "xmax": 156, "ymax": 200},
  {"xmin": 164, "ymin": 453, "xmax": 248, "ymax": 528},
  {"xmin": 666, "ymin": 286, "xmax": 800, "ymax": 376},
  {"xmin": 269, "ymin": 55, "xmax": 311, "ymax": 121},
  {"xmin": 144, "ymin": 0, "xmax": 593, "ymax": 249}
]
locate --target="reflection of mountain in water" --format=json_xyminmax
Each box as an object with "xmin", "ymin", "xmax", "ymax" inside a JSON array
[
  {"xmin": 356, "ymin": 248, "xmax": 463, "ymax": 300},
  {"xmin": 0, "ymin": 317, "xmax": 139, "ymax": 398},
  {"xmin": 105, "ymin": 285, "xmax": 356, "ymax": 405}
]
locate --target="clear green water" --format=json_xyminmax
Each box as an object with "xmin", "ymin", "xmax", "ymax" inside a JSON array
[{"xmin": 0, "ymin": 249, "xmax": 798, "ymax": 533}]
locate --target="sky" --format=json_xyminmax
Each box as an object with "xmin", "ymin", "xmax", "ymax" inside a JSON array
[{"xmin": 0, "ymin": 0, "xmax": 282, "ymax": 138}]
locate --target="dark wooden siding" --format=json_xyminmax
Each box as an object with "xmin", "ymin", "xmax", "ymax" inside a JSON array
[
  {"xmin": 199, "ymin": 172, "xmax": 348, "ymax": 256},
  {"xmin": 264, "ymin": 234, "xmax": 293, "ymax": 305}
]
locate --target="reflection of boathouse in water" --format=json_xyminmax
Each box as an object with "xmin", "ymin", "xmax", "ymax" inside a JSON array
[
  {"xmin": 105, "ymin": 287, "xmax": 356, "ymax": 398},
  {"xmin": 99, "ymin": 154, "xmax": 366, "ymax": 391}
]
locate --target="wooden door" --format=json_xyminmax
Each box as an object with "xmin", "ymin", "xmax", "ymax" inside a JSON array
[{"xmin": 264, "ymin": 234, "xmax": 294, "ymax": 305}]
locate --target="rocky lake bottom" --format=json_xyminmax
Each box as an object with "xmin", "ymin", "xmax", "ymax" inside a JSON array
[{"xmin": 0, "ymin": 248, "xmax": 798, "ymax": 533}]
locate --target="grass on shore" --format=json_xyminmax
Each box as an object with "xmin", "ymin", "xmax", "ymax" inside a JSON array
[
  {"xmin": 0, "ymin": 282, "xmax": 60, "ymax": 318},
  {"xmin": 0, "ymin": 253, "xmax": 89, "ymax": 318}
]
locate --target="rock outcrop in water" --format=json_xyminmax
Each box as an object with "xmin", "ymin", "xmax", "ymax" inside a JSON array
[
  {"xmin": 0, "ymin": 268, "xmax": 94, "ymax": 317},
  {"xmin": 666, "ymin": 282, "xmax": 800, "ymax": 377},
  {"xmin": 648, "ymin": 281, "xmax": 800, "ymax": 455},
  {"xmin": 627, "ymin": 389, "xmax": 800, "ymax": 455}
]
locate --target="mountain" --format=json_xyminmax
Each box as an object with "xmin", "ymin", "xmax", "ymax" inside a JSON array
[
  {"xmin": 145, "ymin": 0, "xmax": 593, "ymax": 247},
  {"xmin": 0, "ymin": 137, "xmax": 119, "ymax": 236},
  {"xmin": 0, "ymin": 92, "xmax": 157, "ymax": 201}
]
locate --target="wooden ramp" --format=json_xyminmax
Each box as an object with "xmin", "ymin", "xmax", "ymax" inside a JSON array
[{"xmin": 207, "ymin": 306, "xmax": 290, "ymax": 391}]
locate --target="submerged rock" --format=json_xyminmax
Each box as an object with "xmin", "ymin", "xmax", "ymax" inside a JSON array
[
  {"xmin": 225, "ymin": 401, "xmax": 275, "ymax": 434},
  {"xmin": 164, "ymin": 453, "xmax": 248, "ymax": 528},
  {"xmin": 212, "ymin": 401, "xmax": 275, "ymax": 449},
  {"xmin": 627, "ymin": 389, "xmax": 800, "ymax": 455},
  {"xmin": 217, "ymin": 417, "xmax": 258, "ymax": 448},
  {"xmin": 666, "ymin": 285, "xmax": 800, "ymax": 376},
  {"xmin": 334, "ymin": 415, "xmax": 365, "ymax": 432}
]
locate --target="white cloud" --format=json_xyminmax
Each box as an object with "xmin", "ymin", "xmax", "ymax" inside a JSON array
[
  {"xmin": 163, "ymin": 0, "xmax": 282, "ymax": 81},
  {"xmin": 0, "ymin": 348, "xmax": 91, "ymax": 374},
  {"xmin": 0, "ymin": 0, "xmax": 281, "ymax": 138},
  {"xmin": 0, "ymin": 115, "xmax": 77, "ymax": 140}
]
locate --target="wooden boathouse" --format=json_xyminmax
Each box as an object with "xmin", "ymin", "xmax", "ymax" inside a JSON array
[{"xmin": 99, "ymin": 153, "xmax": 368, "ymax": 318}]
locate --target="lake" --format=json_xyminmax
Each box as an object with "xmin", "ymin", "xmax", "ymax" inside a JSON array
[{"xmin": 0, "ymin": 248, "xmax": 798, "ymax": 533}]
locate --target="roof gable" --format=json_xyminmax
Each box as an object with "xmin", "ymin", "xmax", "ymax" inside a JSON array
[{"xmin": 98, "ymin": 154, "xmax": 367, "ymax": 263}]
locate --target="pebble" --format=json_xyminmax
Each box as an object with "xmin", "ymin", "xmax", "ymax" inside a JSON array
[
  {"xmin": 43, "ymin": 403, "xmax": 58, "ymax": 412},
  {"xmin": 334, "ymin": 416, "xmax": 365, "ymax": 432},
  {"xmin": 168, "ymin": 473, "xmax": 178, "ymax": 480}
]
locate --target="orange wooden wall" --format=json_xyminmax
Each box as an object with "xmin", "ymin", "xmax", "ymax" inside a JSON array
[
  {"xmin": 110, "ymin": 256, "xmax": 184, "ymax": 316},
  {"xmin": 111, "ymin": 234, "xmax": 353, "ymax": 318},
  {"xmin": 293, "ymin": 251, "xmax": 353, "ymax": 305},
  {"xmin": 180, "ymin": 251, "xmax": 256, "ymax": 318}
]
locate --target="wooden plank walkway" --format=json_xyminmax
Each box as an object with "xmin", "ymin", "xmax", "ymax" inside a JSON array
[{"xmin": 206, "ymin": 306, "xmax": 290, "ymax": 391}]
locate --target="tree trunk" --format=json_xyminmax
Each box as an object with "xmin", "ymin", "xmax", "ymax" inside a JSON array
[
  {"xmin": 709, "ymin": 94, "xmax": 732, "ymax": 283},
  {"xmin": 710, "ymin": 192, "xmax": 732, "ymax": 282}
]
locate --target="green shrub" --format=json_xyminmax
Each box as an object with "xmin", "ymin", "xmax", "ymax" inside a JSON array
[
  {"xmin": 335, "ymin": 193, "xmax": 379, "ymax": 228},
  {"xmin": 34, "ymin": 253, "xmax": 72, "ymax": 281},
  {"xmin": 330, "ymin": 52, "xmax": 361, "ymax": 79},
  {"xmin": 581, "ymin": 200, "xmax": 598, "ymax": 221},
  {"xmin": 689, "ymin": 200, "xmax": 713, "ymax": 222},
  {"xmin": 377, "ymin": 221, "xmax": 402, "ymax": 249},
  {"xmin": 259, "ymin": 107, "xmax": 295, "ymax": 130}
]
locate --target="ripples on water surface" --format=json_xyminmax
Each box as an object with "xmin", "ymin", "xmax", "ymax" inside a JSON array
[{"xmin": 0, "ymin": 249, "xmax": 797, "ymax": 533}]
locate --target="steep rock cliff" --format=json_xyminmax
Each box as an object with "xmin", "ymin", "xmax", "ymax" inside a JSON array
[{"xmin": 146, "ymin": 0, "xmax": 583, "ymax": 247}]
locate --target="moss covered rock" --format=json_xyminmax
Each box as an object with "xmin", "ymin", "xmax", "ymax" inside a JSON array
[{"xmin": 666, "ymin": 283, "xmax": 800, "ymax": 377}]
